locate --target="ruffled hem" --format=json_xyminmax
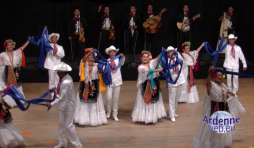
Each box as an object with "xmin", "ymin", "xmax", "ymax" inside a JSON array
[
  {"xmin": 179, "ymin": 86, "xmax": 199, "ymax": 104},
  {"xmin": 2, "ymin": 86, "xmax": 26, "ymax": 107},
  {"xmin": 73, "ymin": 92, "xmax": 107, "ymax": 127},
  {"xmin": 131, "ymin": 90, "xmax": 167, "ymax": 124},
  {"xmin": 0, "ymin": 122, "xmax": 25, "ymax": 148}
]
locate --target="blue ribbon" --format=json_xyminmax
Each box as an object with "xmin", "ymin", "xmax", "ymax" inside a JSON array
[
  {"xmin": 147, "ymin": 69, "xmax": 155, "ymax": 90},
  {"xmin": 159, "ymin": 49, "xmax": 183, "ymax": 87},
  {"xmin": 29, "ymin": 28, "xmax": 53, "ymax": 68},
  {"xmin": 204, "ymin": 38, "xmax": 228, "ymax": 67},
  {"xmin": 91, "ymin": 50, "xmax": 122, "ymax": 86},
  {"xmin": 2, "ymin": 86, "xmax": 56, "ymax": 111},
  {"xmin": 216, "ymin": 69, "xmax": 254, "ymax": 77}
]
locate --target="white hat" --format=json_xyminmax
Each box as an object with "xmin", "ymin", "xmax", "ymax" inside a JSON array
[
  {"xmin": 53, "ymin": 62, "xmax": 72, "ymax": 72},
  {"xmin": 48, "ymin": 33, "xmax": 60, "ymax": 43},
  {"xmin": 105, "ymin": 45, "xmax": 119, "ymax": 54},
  {"xmin": 166, "ymin": 46, "xmax": 177, "ymax": 52},
  {"xmin": 228, "ymin": 34, "xmax": 237, "ymax": 40}
]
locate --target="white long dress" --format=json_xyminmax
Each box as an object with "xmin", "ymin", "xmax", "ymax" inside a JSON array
[
  {"xmin": 131, "ymin": 59, "xmax": 167, "ymax": 124},
  {"xmin": 179, "ymin": 51, "xmax": 199, "ymax": 103},
  {"xmin": 191, "ymin": 81, "xmax": 246, "ymax": 148},
  {"xmin": 73, "ymin": 62, "xmax": 107, "ymax": 126},
  {"xmin": 0, "ymin": 48, "xmax": 26, "ymax": 107},
  {"xmin": 0, "ymin": 99, "xmax": 25, "ymax": 148}
]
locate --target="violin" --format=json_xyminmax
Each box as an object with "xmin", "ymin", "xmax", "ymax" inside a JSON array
[
  {"xmin": 108, "ymin": 26, "xmax": 115, "ymax": 41},
  {"xmin": 79, "ymin": 28, "xmax": 85, "ymax": 42}
]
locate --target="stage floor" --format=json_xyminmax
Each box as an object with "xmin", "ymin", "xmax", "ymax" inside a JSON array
[{"xmin": 10, "ymin": 79, "xmax": 254, "ymax": 148}]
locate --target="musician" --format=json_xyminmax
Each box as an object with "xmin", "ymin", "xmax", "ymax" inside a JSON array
[
  {"xmin": 143, "ymin": 4, "xmax": 161, "ymax": 53},
  {"xmin": 219, "ymin": 5, "xmax": 238, "ymax": 35},
  {"xmin": 176, "ymin": 5, "xmax": 196, "ymax": 51},
  {"xmin": 68, "ymin": 7, "xmax": 88, "ymax": 60},
  {"xmin": 123, "ymin": 5, "xmax": 141, "ymax": 54},
  {"xmin": 97, "ymin": 5, "xmax": 115, "ymax": 54}
]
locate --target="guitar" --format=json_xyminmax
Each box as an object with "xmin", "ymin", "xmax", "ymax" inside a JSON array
[
  {"xmin": 216, "ymin": 12, "xmax": 228, "ymax": 52},
  {"xmin": 143, "ymin": 8, "xmax": 167, "ymax": 34},
  {"xmin": 176, "ymin": 14, "xmax": 201, "ymax": 30}
]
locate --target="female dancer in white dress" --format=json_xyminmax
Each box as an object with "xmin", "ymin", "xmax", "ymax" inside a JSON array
[
  {"xmin": 132, "ymin": 51, "xmax": 167, "ymax": 124},
  {"xmin": 179, "ymin": 42, "xmax": 204, "ymax": 104},
  {"xmin": 74, "ymin": 48, "xmax": 107, "ymax": 126},
  {"xmin": 191, "ymin": 67, "xmax": 246, "ymax": 148},
  {"xmin": 0, "ymin": 92, "xmax": 25, "ymax": 148},
  {"xmin": 0, "ymin": 39, "xmax": 29, "ymax": 107}
]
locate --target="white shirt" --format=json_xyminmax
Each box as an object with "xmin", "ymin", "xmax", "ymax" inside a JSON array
[
  {"xmin": 223, "ymin": 44, "xmax": 247, "ymax": 69},
  {"xmin": 44, "ymin": 43, "xmax": 65, "ymax": 70},
  {"xmin": 183, "ymin": 14, "xmax": 190, "ymax": 31},
  {"xmin": 107, "ymin": 56, "xmax": 126, "ymax": 87},
  {"xmin": 75, "ymin": 16, "xmax": 81, "ymax": 33},
  {"xmin": 227, "ymin": 19, "xmax": 232, "ymax": 28},
  {"xmin": 182, "ymin": 51, "xmax": 198, "ymax": 68},
  {"xmin": 167, "ymin": 54, "xmax": 185, "ymax": 87},
  {"xmin": 103, "ymin": 18, "xmax": 111, "ymax": 28},
  {"xmin": 51, "ymin": 74, "xmax": 76, "ymax": 111}
]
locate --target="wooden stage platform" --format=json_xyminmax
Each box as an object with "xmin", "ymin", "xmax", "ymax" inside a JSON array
[{"xmin": 9, "ymin": 79, "xmax": 254, "ymax": 148}]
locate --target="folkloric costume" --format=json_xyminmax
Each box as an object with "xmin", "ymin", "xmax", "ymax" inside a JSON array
[
  {"xmin": 44, "ymin": 33, "xmax": 65, "ymax": 98},
  {"xmin": 50, "ymin": 62, "xmax": 82, "ymax": 148},
  {"xmin": 73, "ymin": 48, "xmax": 107, "ymax": 126},
  {"xmin": 104, "ymin": 46, "xmax": 125, "ymax": 121},
  {"xmin": 132, "ymin": 51, "xmax": 167, "ymax": 124},
  {"xmin": 223, "ymin": 34, "xmax": 247, "ymax": 93},
  {"xmin": 0, "ymin": 96, "xmax": 25, "ymax": 148},
  {"xmin": 191, "ymin": 70, "xmax": 246, "ymax": 148},
  {"xmin": 0, "ymin": 39, "xmax": 26, "ymax": 107},
  {"xmin": 166, "ymin": 46, "xmax": 185, "ymax": 122},
  {"xmin": 179, "ymin": 42, "xmax": 199, "ymax": 103}
]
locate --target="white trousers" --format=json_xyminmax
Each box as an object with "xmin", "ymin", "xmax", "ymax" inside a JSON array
[
  {"xmin": 48, "ymin": 70, "xmax": 59, "ymax": 97},
  {"xmin": 105, "ymin": 85, "xmax": 121, "ymax": 115},
  {"xmin": 226, "ymin": 68, "xmax": 239, "ymax": 93},
  {"xmin": 58, "ymin": 110, "xmax": 80, "ymax": 147},
  {"xmin": 168, "ymin": 85, "xmax": 182, "ymax": 118}
]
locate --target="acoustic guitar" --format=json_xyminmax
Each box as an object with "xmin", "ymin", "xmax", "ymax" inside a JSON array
[
  {"xmin": 216, "ymin": 12, "xmax": 228, "ymax": 53},
  {"xmin": 176, "ymin": 14, "xmax": 201, "ymax": 30},
  {"xmin": 143, "ymin": 8, "xmax": 167, "ymax": 34}
]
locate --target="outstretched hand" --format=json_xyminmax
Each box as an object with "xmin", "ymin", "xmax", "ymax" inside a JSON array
[{"xmin": 45, "ymin": 103, "xmax": 52, "ymax": 109}]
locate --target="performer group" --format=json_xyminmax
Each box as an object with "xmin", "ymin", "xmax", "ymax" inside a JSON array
[{"xmin": 0, "ymin": 3, "xmax": 249, "ymax": 148}]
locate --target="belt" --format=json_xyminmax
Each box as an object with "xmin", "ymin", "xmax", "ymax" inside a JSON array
[
  {"xmin": 227, "ymin": 27, "xmax": 235, "ymax": 29},
  {"xmin": 101, "ymin": 27, "xmax": 110, "ymax": 30}
]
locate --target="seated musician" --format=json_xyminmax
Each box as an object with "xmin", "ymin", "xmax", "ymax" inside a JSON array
[{"xmin": 219, "ymin": 5, "xmax": 238, "ymax": 35}]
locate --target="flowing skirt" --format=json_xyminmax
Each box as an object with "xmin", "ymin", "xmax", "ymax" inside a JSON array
[
  {"xmin": 2, "ymin": 86, "xmax": 26, "ymax": 107},
  {"xmin": 191, "ymin": 93, "xmax": 246, "ymax": 148},
  {"xmin": 0, "ymin": 121, "xmax": 25, "ymax": 148},
  {"xmin": 131, "ymin": 88, "xmax": 167, "ymax": 124},
  {"xmin": 73, "ymin": 91, "xmax": 107, "ymax": 126}
]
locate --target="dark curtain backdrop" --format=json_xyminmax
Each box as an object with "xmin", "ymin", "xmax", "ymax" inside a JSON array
[{"xmin": 1, "ymin": 0, "xmax": 254, "ymax": 62}]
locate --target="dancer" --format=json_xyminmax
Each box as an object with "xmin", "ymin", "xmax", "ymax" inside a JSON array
[
  {"xmin": 179, "ymin": 42, "xmax": 203, "ymax": 103},
  {"xmin": 165, "ymin": 46, "xmax": 185, "ymax": 122},
  {"xmin": 74, "ymin": 48, "xmax": 107, "ymax": 126},
  {"xmin": 104, "ymin": 46, "xmax": 125, "ymax": 121},
  {"xmin": 0, "ymin": 92, "xmax": 25, "ymax": 148},
  {"xmin": 191, "ymin": 67, "xmax": 246, "ymax": 148},
  {"xmin": 0, "ymin": 38, "xmax": 29, "ymax": 107},
  {"xmin": 224, "ymin": 34, "xmax": 247, "ymax": 94},
  {"xmin": 45, "ymin": 32, "xmax": 65, "ymax": 99},
  {"xmin": 131, "ymin": 50, "xmax": 167, "ymax": 124},
  {"xmin": 45, "ymin": 62, "xmax": 83, "ymax": 148}
]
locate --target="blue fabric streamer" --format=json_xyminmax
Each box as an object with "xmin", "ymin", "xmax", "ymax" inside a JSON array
[
  {"xmin": 204, "ymin": 38, "xmax": 228, "ymax": 67},
  {"xmin": 91, "ymin": 50, "xmax": 122, "ymax": 86},
  {"xmin": 159, "ymin": 48, "xmax": 183, "ymax": 87},
  {"xmin": 29, "ymin": 28, "xmax": 53, "ymax": 68},
  {"xmin": 148, "ymin": 69, "xmax": 155, "ymax": 90},
  {"xmin": 216, "ymin": 69, "xmax": 254, "ymax": 77},
  {"xmin": 2, "ymin": 86, "xmax": 56, "ymax": 111}
]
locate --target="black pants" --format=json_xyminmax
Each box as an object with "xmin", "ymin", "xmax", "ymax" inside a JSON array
[
  {"xmin": 228, "ymin": 29, "xmax": 235, "ymax": 35},
  {"xmin": 98, "ymin": 30, "xmax": 114, "ymax": 55},
  {"xmin": 71, "ymin": 34, "xmax": 85, "ymax": 60},
  {"xmin": 144, "ymin": 32, "xmax": 157, "ymax": 53},
  {"xmin": 124, "ymin": 29, "xmax": 138, "ymax": 54},
  {"xmin": 177, "ymin": 31, "xmax": 191, "ymax": 52}
]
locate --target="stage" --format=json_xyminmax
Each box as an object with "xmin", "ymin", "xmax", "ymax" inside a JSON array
[
  {"xmin": 10, "ymin": 79, "xmax": 254, "ymax": 148},
  {"xmin": 21, "ymin": 54, "xmax": 254, "ymax": 82}
]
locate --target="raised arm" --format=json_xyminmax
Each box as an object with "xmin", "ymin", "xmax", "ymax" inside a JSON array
[
  {"xmin": 21, "ymin": 37, "xmax": 30, "ymax": 50},
  {"xmin": 206, "ymin": 67, "xmax": 212, "ymax": 89},
  {"xmin": 82, "ymin": 49, "xmax": 94, "ymax": 62},
  {"xmin": 196, "ymin": 42, "xmax": 204, "ymax": 53}
]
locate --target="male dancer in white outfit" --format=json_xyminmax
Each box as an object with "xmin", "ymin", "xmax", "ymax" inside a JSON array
[
  {"xmin": 46, "ymin": 62, "xmax": 82, "ymax": 148},
  {"xmin": 105, "ymin": 45, "xmax": 125, "ymax": 121},
  {"xmin": 166, "ymin": 46, "xmax": 185, "ymax": 122},
  {"xmin": 223, "ymin": 34, "xmax": 247, "ymax": 93},
  {"xmin": 45, "ymin": 33, "xmax": 65, "ymax": 98}
]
